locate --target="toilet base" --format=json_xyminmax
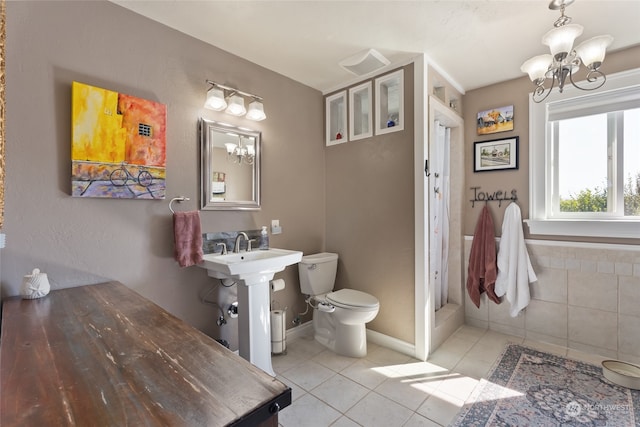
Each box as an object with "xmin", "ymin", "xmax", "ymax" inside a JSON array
[{"xmin": 313, "ymin": 314, "xmax": 368, "ymax": 358}]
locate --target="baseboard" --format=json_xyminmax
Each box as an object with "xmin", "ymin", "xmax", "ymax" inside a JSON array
[
  {"xmin": 285, "ymin": 321, "xmax": 313, "ymax": 341},
  {"xmin": 366, "ymin": 329, "xmax": 416, "ymax": 359}
]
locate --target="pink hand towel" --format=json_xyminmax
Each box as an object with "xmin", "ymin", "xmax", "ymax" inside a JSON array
[
  {"xmin": 466, "ymin": 205, "xmax": 501, "ymax": 308},
  {"xmin": 173, "ymin": 211, "xmax": 204, "ymax": 268}
]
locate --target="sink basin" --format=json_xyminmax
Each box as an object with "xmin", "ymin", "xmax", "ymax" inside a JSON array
[
  {"xmin": 197, "ymin": 247, "xmax": 302, "ymax": 376},
  {"xmin": 200, "ymin": 248, "xmax": 302, "ymax": 280}
]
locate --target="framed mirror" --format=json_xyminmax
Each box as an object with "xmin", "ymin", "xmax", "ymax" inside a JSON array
[{"xmin": 200, "ymin": 118, "xmax": 261, "ymax": 210}]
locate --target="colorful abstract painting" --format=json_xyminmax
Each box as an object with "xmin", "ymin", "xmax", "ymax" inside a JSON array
[{"xmin": 71, "ymin": 81, "xmax": 166, "ymax": 199}]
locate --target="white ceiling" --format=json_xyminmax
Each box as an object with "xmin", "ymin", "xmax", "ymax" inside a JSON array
[{"xmin": 112, "ymin": 1, "xmax": 640, "ymax": 94}]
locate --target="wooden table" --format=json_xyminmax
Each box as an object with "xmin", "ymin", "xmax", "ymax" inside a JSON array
[{"xmin": 1, "ymin": 281, "xmax": 291, "ymax": 426}]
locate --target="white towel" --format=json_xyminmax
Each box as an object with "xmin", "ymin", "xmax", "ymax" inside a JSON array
[
  {"xmin": 211, "ymin": 181, "xmax": 225, "ymax": 194},
  {"xmin": 495, "ymin": 202, "xmax": 537, "ymax": 317}
]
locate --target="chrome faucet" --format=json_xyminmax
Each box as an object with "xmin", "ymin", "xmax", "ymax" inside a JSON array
[{"xmin": 234, "ymin": 232, "xmax": 249, "ymax": 253}]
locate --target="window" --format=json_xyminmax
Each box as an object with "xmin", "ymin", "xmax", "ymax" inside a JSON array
[{"xmin": 527, "ymin": 68, "xmax": 640, "ymax": 238}]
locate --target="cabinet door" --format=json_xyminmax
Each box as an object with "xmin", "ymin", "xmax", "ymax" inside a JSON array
[
  {"xmin": 326, "ymin": 91, "xmax": 348, "ymax": 146},
  {"xmin": 375, "ymin": 69, "xmax": 404, "ymax": 135},
  {"xmin": 349, "ymin": 81, "xmax": 372, "ymax": 141}
]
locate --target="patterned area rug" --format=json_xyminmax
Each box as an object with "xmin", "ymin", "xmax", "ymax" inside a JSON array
[{"xmin": 453, "ymin": 344, "xmax": 640, "ymax": 426}]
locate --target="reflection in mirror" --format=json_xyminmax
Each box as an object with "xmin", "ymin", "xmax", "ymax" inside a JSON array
[{"xmin": 200, "ymin": 118, "xmax": 261, "ymax": 210}]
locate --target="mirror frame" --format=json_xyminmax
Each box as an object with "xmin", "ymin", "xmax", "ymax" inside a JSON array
[{"xmin": 199, "ymin": 118, "xmax": 261, "ymax": 211}]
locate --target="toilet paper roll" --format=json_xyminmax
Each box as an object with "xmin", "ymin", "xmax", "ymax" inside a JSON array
[
  {"xmin": 270, "ymin": 278, "xmax": 285, "ymax": 292},
  {"xmin": 271, "ymin": 310, "xmax": 286, "ymax": 354}
]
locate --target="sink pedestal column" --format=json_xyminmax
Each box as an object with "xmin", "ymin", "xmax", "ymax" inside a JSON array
[{"xmin": 236, "ymin": 274, "xmax": 275, "ymax": 376}]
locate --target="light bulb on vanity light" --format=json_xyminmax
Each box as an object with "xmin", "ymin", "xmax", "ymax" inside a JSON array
[
  {"xmin": 225, "ymin": 94, "xmax": 246, "ymax": 116},
  {"xmin": 246, "ymin": 99, "xmax": 267, "ymax": 121},
  {"xmin": 204, "ymin": 86, "xmax": 227, "ymax": 111}
]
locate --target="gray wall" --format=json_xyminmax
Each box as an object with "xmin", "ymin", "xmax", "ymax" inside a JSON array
[
  {"xmin": 462, "ymin": 45, "xmax": 640, "ymax": 245},
  {"xmin": 325, "ymin": 65, "xmax": 415, "ymax": 344},
  {"xmin": 4, "ymin": 1, "xmax": 325, "ymax": 342}
]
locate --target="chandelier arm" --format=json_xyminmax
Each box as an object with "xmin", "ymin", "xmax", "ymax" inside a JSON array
[
  {"xmin": 568, "ymin": 68, "xmax": 607, "ymax": 92},
  {"xmin": 532, "ymin": 74, "xmax": 556, "ymax": 104}
]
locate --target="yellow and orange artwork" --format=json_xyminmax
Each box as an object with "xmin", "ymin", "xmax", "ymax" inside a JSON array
[
  {"xmin": 71, "ymin": 81, "xmax": 166, "ymax": 199},
  {"xmin": 476, "ymin": 105, "xmax": 514, "ymax": 136}
]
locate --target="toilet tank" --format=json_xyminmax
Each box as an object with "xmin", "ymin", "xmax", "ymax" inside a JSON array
[{"xmin": 298, "ymin": 252, "xmax": 338, "ymax": 296}]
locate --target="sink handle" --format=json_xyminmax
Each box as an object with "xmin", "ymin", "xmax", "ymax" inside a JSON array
[
  {"xmin": 215, "ymin": 242, "xmax": 227, "ymax": 255},
  {"xmin": 247, "ymin": 239, "xmax": 256, "ymax": 252}
]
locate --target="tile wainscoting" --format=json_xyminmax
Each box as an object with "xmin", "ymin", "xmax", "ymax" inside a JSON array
[{"xmin": 464, "ymin": 237, "xmax": 640, "ymax": 364}]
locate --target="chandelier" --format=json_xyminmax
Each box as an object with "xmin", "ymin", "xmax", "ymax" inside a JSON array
[
  {"xmin": 520, "ymin": 0, "xmax": 613, "ymax": 103},
  {"xmin": 225, "ymin": 134, "xmax": 255, "ymax": 165}
]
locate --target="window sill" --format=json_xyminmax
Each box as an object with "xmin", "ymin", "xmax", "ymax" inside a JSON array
[{"xmin": 524, "ymin": 219, "xmax": 640, "ymax": 239}]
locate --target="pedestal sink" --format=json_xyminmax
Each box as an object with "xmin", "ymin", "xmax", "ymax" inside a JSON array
[{"xmin": 199, "ymin": 248, "xmax": 302, "ymax": 375}]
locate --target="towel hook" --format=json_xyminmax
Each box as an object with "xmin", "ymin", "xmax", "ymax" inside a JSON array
[{"xmin": 169, "ymin": 197, "xmax": 190, "ymax": 214}]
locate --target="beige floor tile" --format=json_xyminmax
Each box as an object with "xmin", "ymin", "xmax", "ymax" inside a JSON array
[
  {"xmin": 416, "ymin": 390, "xmax": 464, "ymax": 426},
  {"xmin": 345, "ymin": 392, "xmax": 414, "ymax": 427},
  {"xmin": 276, "ymin": 323, "xmax": 606, "ymax": 426},
  {"xmin": 278, "ymin": 393, "xmax": 341, "ymax": 427},
  {"xmin": 374, "ymin": 376, "xmax": 430, "ymax": 411},
  {"xmin": 340, "ymin": 358, "xmax": 392, "ymax": 390},
  {"xmin": 283, "ymin": 359, "xmax": 336, "ymax": 391},
  {"xmin": 312, "ymin": 349, "xmax": 359, "ymax": 373},
  {"xmin": 310, "ymin": 374, "xmax": 369, "ymax": 413}
]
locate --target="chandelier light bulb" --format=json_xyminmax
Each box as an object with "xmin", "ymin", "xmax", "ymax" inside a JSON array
[
  {"xmin": 521, "ymin": 54, "xmax": 553, "ymax": 82},
  {"xmin": 575, "ymin": 35, "xmax": 614, "ymax": 69},
  {"xmin": 542, "ymin": 23, "xmax": 583, "ymax": 61}
]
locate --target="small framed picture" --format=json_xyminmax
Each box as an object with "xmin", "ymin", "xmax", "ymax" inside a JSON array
[
  {"xmin": 477, "ymin": 105, "xmax": 514, "ymax": 135},
  {"xmin": 473, "ymin": 136, "xmax": 519, "ymax": 172}
]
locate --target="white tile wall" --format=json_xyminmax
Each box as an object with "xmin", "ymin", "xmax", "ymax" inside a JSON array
[{"xmin": 464, "ymin": 238, "xmax": 640, "ymax": 360}]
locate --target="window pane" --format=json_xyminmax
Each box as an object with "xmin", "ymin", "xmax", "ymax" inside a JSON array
[
  {"xmin": 557, "ymin": 114, "xmax": 608, "ymax": 212},
  {"xmin": 624, "ymin": 108, "xmax": 640, "ymax": 216}
]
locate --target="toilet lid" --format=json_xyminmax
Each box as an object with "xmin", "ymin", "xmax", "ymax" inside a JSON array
[{"xmin": 326, "ymin": 289, "xmax": 379, "ymax": 309}]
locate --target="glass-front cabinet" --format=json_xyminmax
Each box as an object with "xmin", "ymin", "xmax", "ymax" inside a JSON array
[
  {"xmin": 324, "ymin": 68, "xmax": 405, "ymax": 146},
  {"xmin": 325, "ymin": 91, "xmax": 347, "ymax": 146},
  {"xmin": 375, "ymin": 69, "xmax": 404, "ymax": 135},
  {"xmin": 348, "ymin": 81, "xmax": 372, "ymax": 141}
]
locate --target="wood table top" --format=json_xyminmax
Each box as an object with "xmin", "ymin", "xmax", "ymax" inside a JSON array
[{"xmin": 1, "ymin": 281, "xmax": 290, "ymax": 426}]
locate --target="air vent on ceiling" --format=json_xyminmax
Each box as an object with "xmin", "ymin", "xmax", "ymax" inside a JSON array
[{"xmin": 339, "ymin": 48, "xmax": 390, "ymax": 76}]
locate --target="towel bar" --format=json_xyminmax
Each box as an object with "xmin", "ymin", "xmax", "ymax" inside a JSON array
[{"xmin": 169, "ymin": 197, "xmax": 190, "ymax": 214}]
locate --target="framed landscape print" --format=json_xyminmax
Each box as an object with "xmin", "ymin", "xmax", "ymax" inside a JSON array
[{"xmin": 474, "ymin": 136, "xmax": 519, "ymax": 172}]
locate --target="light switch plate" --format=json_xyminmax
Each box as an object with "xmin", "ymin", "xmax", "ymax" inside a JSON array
[{"xmin": 271, "ymin": 220, "xmax": 282, "ymax": 234}]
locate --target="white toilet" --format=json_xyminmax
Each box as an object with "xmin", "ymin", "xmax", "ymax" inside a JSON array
[{"xmin": 298, "ymin": 252, "xmax": 379, "ymax": 358}]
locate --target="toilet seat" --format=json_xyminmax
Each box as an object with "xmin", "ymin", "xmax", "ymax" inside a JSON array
[{"xmin": 326, "ymin": 289, "xmax": 379, "ymax": 311}]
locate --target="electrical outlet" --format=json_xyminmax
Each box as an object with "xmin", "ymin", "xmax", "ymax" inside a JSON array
[{"xmin": 271, "ymin": 219, "xmax": 282, "ymax": 234}]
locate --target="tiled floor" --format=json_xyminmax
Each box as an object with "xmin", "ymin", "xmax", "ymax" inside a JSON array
[{"xmin": 274, "ymin": 325, "xmax": 610, "ymax": 427}]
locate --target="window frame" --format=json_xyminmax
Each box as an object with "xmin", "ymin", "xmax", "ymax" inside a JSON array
[{"xmin": 526, "ymin": 68, "xmax": 640, "ymax": 239}]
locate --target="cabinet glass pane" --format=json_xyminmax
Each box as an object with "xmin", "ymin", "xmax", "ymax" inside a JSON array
[
  {"xmin": 326, "ymin": 91, "xmax": 347, "ymax": 146},
  {"xmin": 349, "ymin": 81, "xmax": 372, "ymax": 141},
  {"xmin": 375, "ymin": 69, "xmax": 404, "ymax": 135}
]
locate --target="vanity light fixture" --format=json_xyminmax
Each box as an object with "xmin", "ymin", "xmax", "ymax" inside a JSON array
[
  {"xmin": 204, "ymin": 80, "xmax": 266, "ymax": 121},
  {"xmin": 521, "ymin": 0, "xmax": 613, "ymax": 103}
]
